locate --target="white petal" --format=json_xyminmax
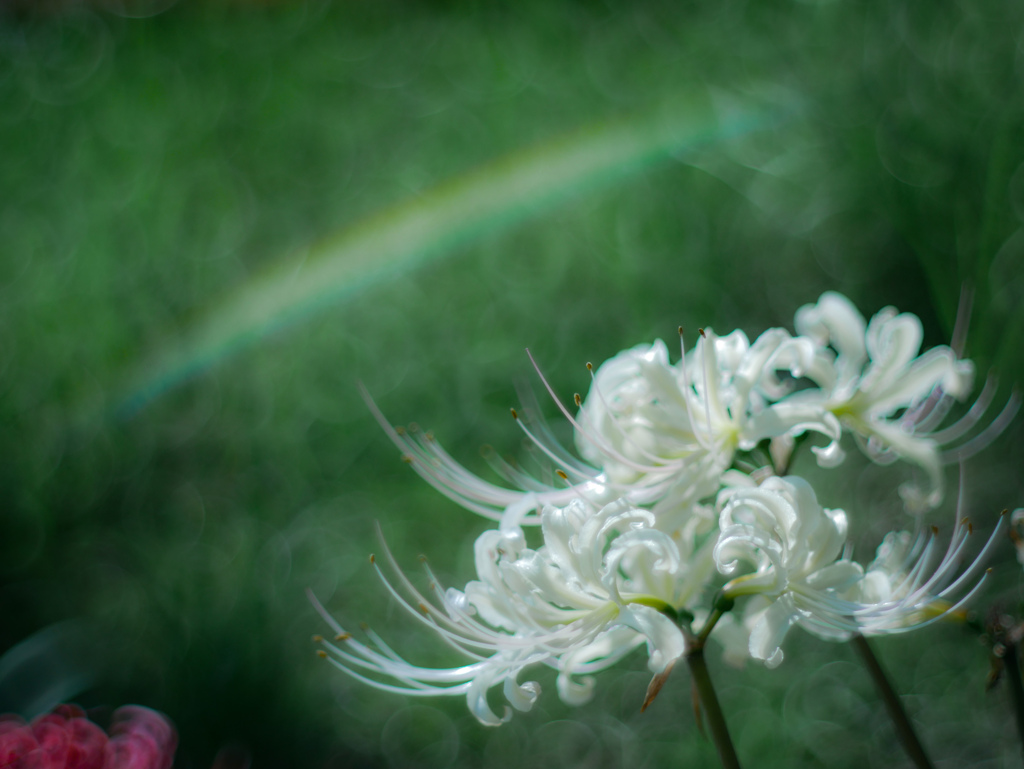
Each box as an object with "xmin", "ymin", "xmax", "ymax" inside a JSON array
[
  {"xmin": 861, "ymin": 309, "xmax": 921, "ymax": 396},
  {"xmin": 467, "ymin": 669, "xmax": 512, "ymax": 726},
  {"xmin": 748, "ymin": 594, "xmax": 799, "ymax": 669},
  {"xmin": 617, "ymin": 604, "xmax": 686, "ymax": 674},
  {"xmin": 794, "ymin": 291, "xmax": 867, "ymax": 380},
  {"xmin": 503, "ymin": 673, "xmax": 541, "ymax": 713},
  {"xmin": 863, "ymin": 347, "xmax": 963, "ymax": 416}
]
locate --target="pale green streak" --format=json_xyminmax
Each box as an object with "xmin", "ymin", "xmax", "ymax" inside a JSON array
[{"xmin": 117, "ymin": 92, "xmax": 788, "ymax": 416}]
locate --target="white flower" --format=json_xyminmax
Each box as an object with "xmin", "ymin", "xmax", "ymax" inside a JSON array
[
  {"xmin": 854, "ymin": 512, "xmax": 1004, "ymax": 634},
  {"xmin": 792, "ymin": 291, "xmax": 1017, "ymax": 509},
  {"xmin": 713, "ymin": 475, "xmax": 1003, "ymax": 668},
  {"xmin": 571, "ymin": 329, "xmax": 839, "ymax": 524},
  {"xmin": 311, "ymin": 497, "xmax": 712, "ymax": 725},
  {"xmin": 714, "ymin": 475, "xmax": 859, "ymax": 667},
  {"xmin": 574, "ymin": 325, "xmax": 840, "ymax": 523}
]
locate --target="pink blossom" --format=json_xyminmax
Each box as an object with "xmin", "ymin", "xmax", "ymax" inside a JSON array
[{"xmin": 0, "ymin": 705, "xmax": 175, "ymax": 769}]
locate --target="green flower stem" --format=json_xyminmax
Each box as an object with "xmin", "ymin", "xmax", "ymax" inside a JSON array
[
  {"xmin": 696, "ymin": 594, "xmax": 735, "ymax": 647},
  {"xmin": 851, "ymin": 634, "xmax": 935, "ymax": 769},
  {"xmin": 1000, "ymin": 636, "xmax": 1024, "ymax": 760},
  {"xmin": 685, "ymin": 633, "xmax": 742, "ymax": 769},
  {"xmin": 686, "ymin": 647, "xmax": 741, "ymax": 769}
]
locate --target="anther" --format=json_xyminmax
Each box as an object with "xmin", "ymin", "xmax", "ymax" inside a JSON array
[
  {"xmin": 312, "ymin": 634, "xmax": 323, "ymax": 643},
  {"xmin": 335, "ymin": 633, "xmax": 351, "ymax": 642},
  {"xmin": 556, "ymin": 469, "xmax": 569, "ymax": 481},
  {"xmin": 401, "ymin": 454, "xmax": 413, "ymax": 464},
  {"xmin": 369, "ymin": 554, "xmax": 376, "ymax": 564},
  {"xmin": 418, "ymin": 603, "xmax": 430, "ymax": 615},
  {"xmin": 698, "ymin": 328, "xmax": 706, "ymax": 338},
  {"xmin": 586, "ymin": 362, "xmax": 594, "ymax": 372},
  {"xmin": 678, "ymin": 326, "xmax": 684, "ymax": 337},
  {"xmin": 395, "ymin": 426, "xmax": 406, "ymax": 436},
  {"xmin": 931, "ymin": 526, "xmax": 939, "ymax": 535},
  {"xmin": 425, "ymin": 431, "xmax": 435, "ymax": 442},
  {"xmin": 317, "ymin": 650, "xmax": 328, "ymax": 659},
  {"xmin": 574, "ymin": 393, "xmax": 582, "ymax": 407},
  {"xmin": 510, "ymin": 407, "xmax": 519, "ymax": 420}
]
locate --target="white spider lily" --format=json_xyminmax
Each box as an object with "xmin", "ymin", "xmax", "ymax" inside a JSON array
[
  {"xmin": 714, "ymin": 475, "xmax": 856, "ymax": 667},
  {"xmin": 713, "ymin": 476, "xmax": 1003, "ymax": 668},
  {"xmin": 854, "ymin": 509, "xmax": 1004, "ymax": 633},
  {"xmin": 571, "ymin": 330, "xmax": 839, "ymax": 530},
  {"xmin": 793, "ymin": 291, "xmax": 1018, "ymax": 509},
  {"xmin": 311, "ymin": 498, "xmax": 712, "ymax": 725}
]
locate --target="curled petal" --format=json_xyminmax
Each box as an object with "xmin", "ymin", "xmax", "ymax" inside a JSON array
[
  {"xmin": 467, "ymin": 668, "xmax": 512, "ymax": 726},
  {"xmin": 617, "ymin": 604, "xmax": 685, "ymax": 674},
  {"xmin": 795, "ymin": 291, "xmax": 867, "ymax": 382},
  {"xmin": 748, "ymin": 595, "xmax": 799, "ymax": 669},
  {"xmin": 555, "ymin": 627, "xmax": 644, "ymax": 706},
  {"xmin": 503, "ymin": 673, "xmax": 541, "ymax": 714}
]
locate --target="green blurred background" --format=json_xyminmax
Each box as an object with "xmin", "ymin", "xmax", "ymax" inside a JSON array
[{"xmin": 2, "ymin": 0, "xmax": 1024, "ymax": 766}]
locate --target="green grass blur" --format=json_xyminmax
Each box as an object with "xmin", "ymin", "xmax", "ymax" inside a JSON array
[{"xmin": 2, "ymin": 0, "xmax": 1024, "ymax": 766}]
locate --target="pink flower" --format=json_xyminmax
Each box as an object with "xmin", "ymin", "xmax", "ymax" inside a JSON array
[
  {"xmin": 104, "ymin": 707, "xmax": 177, "ymax": 769},
  {"xmin": 32, "ymin": 705, "xmax": 108, "ymax": 769},
  {"xmin": 0, "ymin": 716, "xmax": 46, "ymax": 769},
  {"xmin": 0, "ymin": 705, "xmax": 175, "ymax": 769}
]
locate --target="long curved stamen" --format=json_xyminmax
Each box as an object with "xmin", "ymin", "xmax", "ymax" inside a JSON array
[
  {"xmin": 950, "ymin": 283, "xmax": 974, "ymax": 359},
  {"xmin": 360, "ymin": 382, "xmax": 578, "ymax": 520},
  {"xmin": 903, "ymin": 523, "xmax": 971, "ymax": 604},
  {"xmin": 697, "ymin": 329, "xmax": 716, "ymax": 440},
  {"xmin": 513, "ymin": 383, "xmax": 598, "ymax": 476},
  {"xmin": 578, "ymin": 361, "xmax": 692, "ymax": 468},
  {"xmin": 308, "ymin": 588, "xmax": 347, "ymax": 637},
  {"xmin": 482, "ymin": 445, "xmax": 553, "ymax": 492},
  {"xmin": 356, "ymin": 532, "xmax": 622, "ymax": 664},
  {"xmin": 932, "ymin": 514, "xmax": 1006, "ymax": 599},
  {"xmin": 679, "ymin": 326, "xmax": 715, "ymax": 452},
  {"xmin": 511, "ymin": 409, "xmax": 606, "ymax": 484},
  {"xmin": 860, "ymin": 570, "xmax": 992, "ymax": 635},
  {"xmin": 524, "ymin": 349, "xmax": 680, "ymax": 475},
  {"xmin": 367, "ymin": 556, "xmax": 495, "ymax": 656},
  {"xmin": 940, "ymin": 389, "xmax": 1021, "ymax": 463},
  {"xmin": 902, "ymin": 285, "xmax": 977, "ymax": 431},
  {"xmin": 926, "ymin": 375, "xmax": 998, "ymax": 442},
  {"xmin": 373, "ymin": 539, "xmax": 557, "ymax": 651}
]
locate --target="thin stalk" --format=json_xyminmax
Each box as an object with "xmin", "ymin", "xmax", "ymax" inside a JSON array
[
  {"xmin": 851, "ymin": 634, "xmax": 934, "ymax": 769},
  {"xmin": 696, "ymin": 605, "xmax": 727, "ymax": 647},
  {"xmin": 1000, "ymin": 638, "xmax": 1024, "ymax": 760},
  {"xmin": 686, "ymin": 644, "xmax": 742, "ymax": 769}
]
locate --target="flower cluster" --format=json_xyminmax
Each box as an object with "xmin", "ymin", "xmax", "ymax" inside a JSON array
[
  {"xmin": 0, "ymin": 703, "xmax": 177, "ymax": 769},
  {"xmin": 313, "ymin": 292, "xmax": 1018, "ymax": 724}
]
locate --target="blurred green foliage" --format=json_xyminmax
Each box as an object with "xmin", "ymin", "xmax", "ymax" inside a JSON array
[{"xmin": 1, "ymin": 0, "xmax": 1024, "ymax": 766}]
